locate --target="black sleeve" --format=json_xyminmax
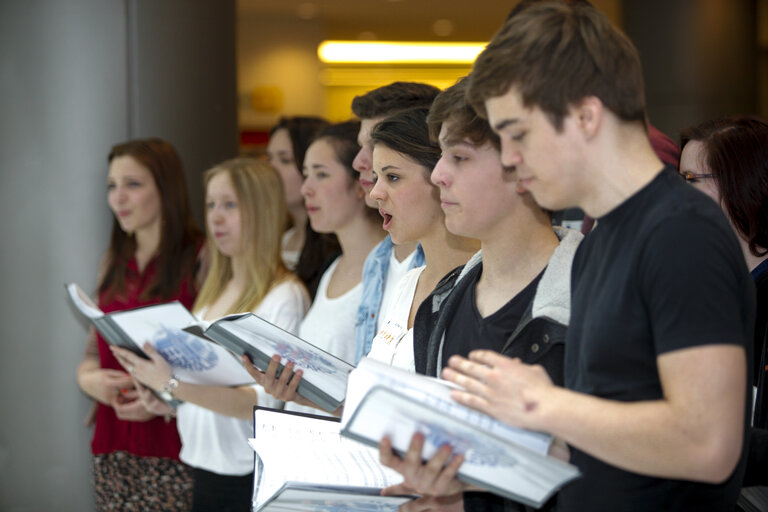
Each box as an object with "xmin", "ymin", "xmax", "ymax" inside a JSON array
[{"xmin": 638, "ymin": 212, "xmax": 754, "ymax": 355}]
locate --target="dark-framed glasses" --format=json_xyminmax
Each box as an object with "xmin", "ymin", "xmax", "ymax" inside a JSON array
[{"xmin": 680, "ymin": 170, "xmax": 714, "ymax": 183}]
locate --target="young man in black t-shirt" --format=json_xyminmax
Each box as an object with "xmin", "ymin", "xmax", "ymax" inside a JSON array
[{"xmin": 435, "ymin": 2, "xmax": 754, "ymax": 511}]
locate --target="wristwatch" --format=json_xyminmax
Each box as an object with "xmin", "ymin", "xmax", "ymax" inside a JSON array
[{"xmin": 160, "ymin": 375, "xmax": 180, "ymax": 402}]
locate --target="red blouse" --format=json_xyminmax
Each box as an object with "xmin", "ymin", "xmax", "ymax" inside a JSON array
[{"xmin": 90, "ymin": 256, "xmax": 198, "ymax": 459}]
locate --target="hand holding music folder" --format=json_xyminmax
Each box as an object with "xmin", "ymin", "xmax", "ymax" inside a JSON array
[
  {"xmin": 249, "ymin": 407, "xmax": 414, "ymax": 512},
  {"xmin": 65, "ymin": 282, "xmax": 253, "ymax": 388},
  {"xmin": 339, "ymin": 358, "xmax": 581, "ymax": 509},
  {"xmin": 185, "ymin": 313, "xmax": 355, "ymax": 413}
]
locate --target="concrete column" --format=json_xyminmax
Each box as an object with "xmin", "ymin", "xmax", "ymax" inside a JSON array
[{"xmin": 0, "ymin": 1, "xmax": 235, "ymax": 510}]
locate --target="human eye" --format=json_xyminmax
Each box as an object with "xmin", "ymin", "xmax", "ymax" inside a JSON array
[
  {"xmin": 127, "ymin": 179, "xmax": 143, "ymax": 188},
  {"xmin": 224, "ymin": 200, "xmax": 238, "ymax": 209},
  {"xmin": 106, "ymin": 181, "xmax": 116, "ymax": 191},
  {"xmin": 316, "ymin": 171, "xmax": 329, "ymax": 179},
  {"xmin": 371, "ymin": 171, "xmax": 378, "ymax": 183},
  {"xmin": 205, "ymin": 200, "xmax": 215, "ymax": 211},
  {"xmin": 280, "ymin": 157, "xmax": 293, "ymax": 166},
  {"xmin": 386, "ymin": 173, "xmax": 400, "ymax": 183},
  {"xmin": 510, "ymin": 131, "xmax": 527, "ymax": 142}
]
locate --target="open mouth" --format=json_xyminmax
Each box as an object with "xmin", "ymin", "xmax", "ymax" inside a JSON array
[{"xmin": 379, "ymin": 209, "xmax": 393, "ymax": 230}]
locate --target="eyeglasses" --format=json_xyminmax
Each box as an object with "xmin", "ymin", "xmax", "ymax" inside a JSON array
[{"xmin": 680, "ymin": 171, "xmax": 714, "ymax": 183}]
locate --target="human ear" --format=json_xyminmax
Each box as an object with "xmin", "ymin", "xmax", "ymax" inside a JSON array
[{"xmin": 573, "ymin": 96, "xmax": 602, "ymax": 139}]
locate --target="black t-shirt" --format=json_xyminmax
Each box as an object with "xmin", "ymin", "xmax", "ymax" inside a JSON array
[
  {"xmin": 559, "ymin": 167, "xmax": 755, "ymax": 512},
  {"xmin": 441, "ymin": 263, "xmax": 542, "ymax": 368}
]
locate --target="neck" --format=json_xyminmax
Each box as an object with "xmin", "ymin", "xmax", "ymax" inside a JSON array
[
  {"xmin": 335, "ymin": 214, "xmax": 385, "ymax": 264},
  {"xmin": 578, "ymin": 123, "xmax": 664, "ymax": 218},
  {"xmin": 393, "ymin": 240, "xmax": 419, "ymax": 262},
  {"xmin": 289, "ymin": 204, "xmax": 308, "ymax": 232},
  {"xmin": 230, "ymin": 254, "xmax": 248, "ymax": 284},
  {"xmin": 419, "ymin": 226, "xmax": 479, "ymax": 285},
  {"xmin": 480, "ymin": 206, "xmax": 559, "ymax": 285},
  {"xmin": 134, "ymin": 221, "xmax": 161, "ymax": 269}
]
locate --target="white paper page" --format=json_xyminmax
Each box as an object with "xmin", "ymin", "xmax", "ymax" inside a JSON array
[
  {"xmin": 343, "ymin": 358, "xmax": 550, "ymax": 454},
  {"xmin": 221, "ymin": 315, "xmax": 354, "ymax": 401},
  {"xmin": 109, "ymin": 303, "xmax": 253, "ymax": 386},
  {"xmin": 250, "ymin": 410, "xmax": 403, "ymax": 510},
  {"xmin": 65, "ymin": 283, "xmax": 104, "ymax": 319},
  {"xmin": 345, "ymin": 387, "xmax": 579, "ymax": 507}
]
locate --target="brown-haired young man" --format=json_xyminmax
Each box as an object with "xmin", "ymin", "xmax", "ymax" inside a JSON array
[
  {"xmin": 442, "ymin": 2, "xmax": 753, "ymax": 511},
  {"xmin": 351, "ymin": 82, "xmax": 441, "ymax": 364}
]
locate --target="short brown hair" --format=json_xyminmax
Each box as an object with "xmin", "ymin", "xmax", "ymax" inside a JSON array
[
  {"xmin": 467, "ymin": 0, "xmax": 646, "ymax": 130},
  {"xmin": 351, "ymin": 82, "xmax": 440, "ymax": 120},
  {"xmin": 427, "ymin": 76, "xmax": 500, "ymax": 150}
]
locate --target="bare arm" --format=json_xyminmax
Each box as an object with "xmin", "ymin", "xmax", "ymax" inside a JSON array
[
  {"xmin": 444, "ymin": 344, "xmax": 746, "ymax": 483},
  {"xmin": 111, "ymin": 343, "xmax": 259, "ymax": 420},
  {"xmin": 76, "ymin": 327, "xmax": 133, "ymax": 405}
]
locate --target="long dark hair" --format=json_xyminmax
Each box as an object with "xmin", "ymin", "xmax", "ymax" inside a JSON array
[
  {"xmin": 100, "ymin": 138, "xmax": 203, "ymax": 301},
  {"xmin": 680, "ymin": 116, "xmax": 768, "ymax": 257},
  {"xmin": 269, "ymin": 117, "xmax": 340, "ymax": 298}
]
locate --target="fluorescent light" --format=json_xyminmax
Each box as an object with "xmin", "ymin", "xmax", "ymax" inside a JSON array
[{"xmin": 318, "ymin": 41, "xmax": 486, "ymax": 64}]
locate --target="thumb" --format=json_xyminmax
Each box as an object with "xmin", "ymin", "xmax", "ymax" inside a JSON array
[{"xmin": 142, "ymin": 341, "xmax": 163, "ymax": 362}]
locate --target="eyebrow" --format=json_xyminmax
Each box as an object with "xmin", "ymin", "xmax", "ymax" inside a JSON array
[
  {"xmin": 493, "ymin": 118, "xmax": 519, "ymax": 132},
  {"xmin": 380, "ymin": 165, "xmax": 400, "ymax": 172},
  {"xmin": 438, "ymin": 137, "xmax": 474, "ymax": 150}
]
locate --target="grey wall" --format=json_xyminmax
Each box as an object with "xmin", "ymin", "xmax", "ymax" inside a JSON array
[
  {"xmin": 623, "ymin": 0, "xmax": 757, "ymax": 140},
  {"xmin": 0, "ymin": 1, "xmax": 236, "ymax": 510}
]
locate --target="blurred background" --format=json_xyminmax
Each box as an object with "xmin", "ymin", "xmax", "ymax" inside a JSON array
[{"xmin": 0, "ymin": 1, "xmax": 766, "ymax": 510}]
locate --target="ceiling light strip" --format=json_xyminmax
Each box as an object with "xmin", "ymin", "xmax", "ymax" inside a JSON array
[{"xmin": 318, "ymin": 41, "xmax": 487, "ymax": 64}]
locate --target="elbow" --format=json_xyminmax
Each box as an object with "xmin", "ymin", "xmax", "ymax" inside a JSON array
[{"xmin": 691, "ymin": 433, "xmax": 742, "ymax": 484}]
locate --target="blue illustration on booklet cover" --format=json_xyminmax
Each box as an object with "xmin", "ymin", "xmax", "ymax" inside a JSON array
[
  {"xmin": 418, "ymin": 421, "xmax": 518, "ymax": 467},
  {"xmin": 274, "ymin": 342, "xmax": 336, "ymax": 374},
  {"xmin": 155, "ymin": 327, "xmax": 218, "ymax": 371}
]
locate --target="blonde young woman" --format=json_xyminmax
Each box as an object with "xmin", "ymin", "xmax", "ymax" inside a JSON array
[{"xmin": 113, "ymin": 159, "xmax": 309, "ymax": 511}]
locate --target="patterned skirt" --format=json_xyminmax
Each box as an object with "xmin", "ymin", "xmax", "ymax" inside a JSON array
[{"xmin": 92, "ymin": 451, "xmax": 194, "ymax": 511}]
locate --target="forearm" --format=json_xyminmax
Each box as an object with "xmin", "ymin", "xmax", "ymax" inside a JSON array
[
  {"xmin": 77, "ymin": 357, "xmax": 109, "ymax": 404},
  {"xmin": 534, "ymin": 386, "xmax": 743, "ymax": 483},
  {"xmin": 173, "ymin": 383, "xmax": 258, "ymax": 420}
]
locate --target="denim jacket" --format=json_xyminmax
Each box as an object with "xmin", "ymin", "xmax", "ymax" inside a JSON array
[{"xmin": 354, "ymin": 235, "xmax": 425, "ymax": 364}]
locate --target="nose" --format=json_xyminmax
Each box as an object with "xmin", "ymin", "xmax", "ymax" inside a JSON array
[
  {"xmin": 368, "ymin": 177, "xmax": 385, "ymax": 203},
  {"xmin": 352, "ymin": 147, "xmax": 371, "ymax": 173},
  {"xmin": 500, "ymin": 143, "xmax": 523, "ymax": 169},
  {"xmin": 300, "ymin": 177, "xmax": 313, "ymax": 198},
  {"xmin": 431, "ymin": 156, "xmax": 451, "ymax": 188}
]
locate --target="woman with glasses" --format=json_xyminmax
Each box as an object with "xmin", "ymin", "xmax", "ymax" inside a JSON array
[{"xmin": 679, "ymin": 115, "xmax": 768, "ymax": 489}]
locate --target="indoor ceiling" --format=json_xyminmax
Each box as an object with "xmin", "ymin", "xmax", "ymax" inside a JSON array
[{"xmin": 238, "ymin": 0, "xmax": 622, "ymax": 42}]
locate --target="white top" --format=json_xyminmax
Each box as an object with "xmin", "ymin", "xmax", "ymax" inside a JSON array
[
  {"xmin": 285, "ymin": 257, "xmax": 362, "ymax": 417},
  {"xmin": 177, "ymin": 279, "xmax": 310, "ymax": 475},
  {"xmin": 377, "ymin": 248, "xmax": 418, "ymax": 334},
  {"xmin": 281, "ymin": 227, "xmax": 300, "ymax": 271},
  {"xmin": 367, "ymin": 266, "xmax": 425, "ymax": 372}
]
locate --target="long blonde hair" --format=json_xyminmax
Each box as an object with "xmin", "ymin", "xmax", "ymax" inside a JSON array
[{"xmin": 194, "ymin": 158, "xmax": 294, "ymax": 314}]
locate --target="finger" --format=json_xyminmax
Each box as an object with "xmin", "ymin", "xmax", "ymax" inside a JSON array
[
  {"xmin": 379, "ymin": 437, "xmax": 402, "ymax": 470},
  {"xmin": 381, "ymin": 482, "xmax": 415, "ymax": 497},
  {"xmin": 467, "ymin": 350, "xmax": 513, "ymax": 368},
  {"xmin": 276, "ymin": 360, "xmax": 294, "ymax": 387},
  {"xmin": 415, "ymin": 444, "xmax": 454, "ymax": 493},
  {"xmin": 445, "ymin": 355, "xmax": 493, "ymax": 381},
  {"xmin": 441, "ymin": 367, "xmax": 489, "ymax": 398},
  {"xmin": 431, "ymin": 454, "xmax": 465, "ymax": 495},
  {"xmin": 400, "ymin": 433, "xmax": 426, "ymax": 484},
  {"xmin": 285, "ymin": 369, "xmax": 302, "ymax": 398},
  {"xmin": 449, "ymin": 389, "xmax": 492, "ymax": 415},
  {"xmin": 263, "ymin": 355, "xmax": 281, "ymax": 389},
  {"xmin": 121, "ymin": 389, "xmax": 139, "ymax": 400},
  {"xmin": 142, "ymin": 342, "xmax": 165, "ymax": 365}
]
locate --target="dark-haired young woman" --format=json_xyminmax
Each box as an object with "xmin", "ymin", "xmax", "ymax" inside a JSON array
[
  {"xmin": 267, "ymin": 116, "xmax": 340, "ymax": 299},
  {"xmin": 76, "ymin": 138, "xmax": 204, "ymax": 510}
]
